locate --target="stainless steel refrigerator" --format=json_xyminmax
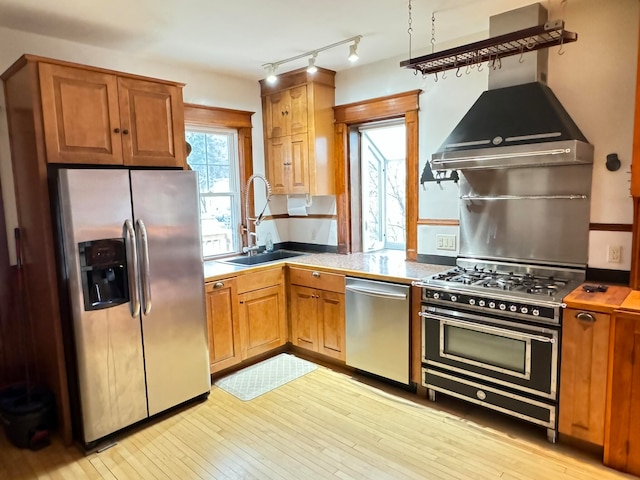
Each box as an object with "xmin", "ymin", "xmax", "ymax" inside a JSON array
[{"xmin": 56, "ymin": 168, "xmax": 210, "ymax": 447}]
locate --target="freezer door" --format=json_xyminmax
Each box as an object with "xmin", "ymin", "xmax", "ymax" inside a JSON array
[
  {"xmin": 130, "ymin": 170, "xmax": 210, "ymax": 416},
  {"xmin": 58, "ymin": 169, "xmax": 148, "ymax": 444}
]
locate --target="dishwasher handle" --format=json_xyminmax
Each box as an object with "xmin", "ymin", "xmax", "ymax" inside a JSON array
[{"xmin": 345, "ymin": 284, "xmax": 407, "ymax": 300}]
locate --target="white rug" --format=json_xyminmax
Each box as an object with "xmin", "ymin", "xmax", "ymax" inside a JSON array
[{"xmin": 215, "ymin": 353, "xmax": 317, "ymax": 401}]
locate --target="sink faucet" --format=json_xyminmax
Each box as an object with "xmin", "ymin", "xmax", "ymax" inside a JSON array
[{"xmin": 242, "ymin": 174, "xmax": 272, "ymax": 255}]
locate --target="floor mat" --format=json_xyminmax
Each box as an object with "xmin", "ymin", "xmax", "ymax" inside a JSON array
[{"xmin": 214, "ymin": 353, "xmax": 317, "ymax": 401}]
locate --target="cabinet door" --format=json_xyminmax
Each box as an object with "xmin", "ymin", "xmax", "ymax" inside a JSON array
[
  {"xmin": 287, "ymin": 85, "xmax": 308, "ymax": 135},
  {"xmin": 289, "ymin": 133, "xmax": 309, "ymax": 194},
  {"xmin": 267, "ymin": 137, "xmax": 289, "ymax": 195},
  {"xmin": 205, "ymin": 278, "xmax": 240, "ymax": 374},
  {"xmin": 318, "ymin": 291, "xmax": 345, "ymax": 361},
  {"xmin": 39, "ymin": 63, "xmax": 122, "ymax": 164},
  {"xmin": 559, "ymin": 308, "xmax": 610, "ymax": 445},
  {"xmin": 605, "ymin": 311, "xmax": 640, "ymax": 475},
  {"xmin": 117, "ymin": 77, "xmax": 185, "ymax": 168},
  {"xmin": 239, "ymin": 284, "xmax": 287, "ymax": 359},
  {"xmin": 290, "ymin": 285, "xmax": 318, "ymax": 351},
  {"xmin": 265, "ymin": 90, "xmax": 290, "ymax": 138}
]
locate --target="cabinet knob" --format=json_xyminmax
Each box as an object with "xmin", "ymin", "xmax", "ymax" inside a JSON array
[
  {"xmin": 114, "ymin": 128, "xmax": 120, "ymax": 133},
  {"xmin": 122, "ymin": 129, "xmax": 129, "ymax": 135},
  {"xmin": 312, "ymin": 271, "xmax": 320, "ymax": 278},
  {"xmin": 576, "ymin": 312, "xmax": 596, "ymax": 322},
  {"xmin": 213, "ymin": 282, "xmax": 224, "ymax": 289}
]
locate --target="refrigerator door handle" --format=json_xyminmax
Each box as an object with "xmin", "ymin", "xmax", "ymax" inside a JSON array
[
  {"xmin": 124, "ymin": 219, "xmax": 141, "ymax": 317},
  {"xmin": 136, "ymin": 219, "xmax": 152, "ymax": 315}
]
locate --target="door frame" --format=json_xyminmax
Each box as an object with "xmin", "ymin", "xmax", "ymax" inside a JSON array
[{"xmin": 333, "ymin": 90, "xmax": 421, "ymax": 259}]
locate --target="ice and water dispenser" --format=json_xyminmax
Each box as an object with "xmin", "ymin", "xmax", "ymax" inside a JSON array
[{"xmin": 78, "ymin": 238, "xmax": 129, "ymax": 311}]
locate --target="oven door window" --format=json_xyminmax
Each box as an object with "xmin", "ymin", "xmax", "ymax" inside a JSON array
[{"xmin": 442, "ymin": 321, "xmax": 529, "ymax": 378}]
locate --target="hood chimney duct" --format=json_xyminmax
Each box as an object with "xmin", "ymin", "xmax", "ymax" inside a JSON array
[{"xmin": 488, "ymin": 3, "xmax": 549, "ymax": 90}]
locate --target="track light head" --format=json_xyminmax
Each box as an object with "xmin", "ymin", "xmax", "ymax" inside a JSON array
[
  {"xmin": 306, "ymin": 54, "xmax": 318, "ymax": 74},
  {"xmin": 348, "ymin": 39, "xmax": 360, "ymax": 62},
  {"xmin": 265, "ymin": 64, "xmax": 278, "ymax": 84}
]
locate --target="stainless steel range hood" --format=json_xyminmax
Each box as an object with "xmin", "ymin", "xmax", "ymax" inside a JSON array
[{"xmin": 431, "ymin": 4, "xmax": 593, "ymax": 171}]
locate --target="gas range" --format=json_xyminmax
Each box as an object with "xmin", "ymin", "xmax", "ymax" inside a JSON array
[{"xmin": 416, "ymin": 259, "xmax": 584, "ymax": 325}]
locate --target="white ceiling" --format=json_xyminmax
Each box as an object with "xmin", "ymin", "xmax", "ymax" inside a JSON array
[{"xmin": 0, "ymin": 0, "xmax": 560, "ymax": 81}]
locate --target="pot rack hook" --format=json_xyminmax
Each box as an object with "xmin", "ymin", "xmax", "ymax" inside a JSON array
[
  {"xmin": 456, "ymin": 66, "xmax": 462, "ymax": 78},
  {"xmin": 519, "ymin": 45, "xmax": 525, "ymax": 63},
  {"xmin": 441, "ymin": 66, "xmax": 447, "ymax": 79},
  {"xmin": 477, "ymin": 55, "xmax": 484, "ymax": 72},
  {"xmin": 558, "ymin": 35, "xmax": 565, "ymax": 55},
  {"xmin": 433, "ymin": 71, "xmax": 438, "ymax": 82}
]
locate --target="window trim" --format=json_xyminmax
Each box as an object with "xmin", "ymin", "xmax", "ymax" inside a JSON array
[
  {"xmin": 333, "ymin": 90, "xmax": 421, "ymax": 260},
  {"xmin": 184, "ymin": 103, "xmax": 254, "ymax": 254}
]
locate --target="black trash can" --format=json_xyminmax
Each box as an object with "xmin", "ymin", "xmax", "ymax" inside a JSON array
[{"xmin": 0, "ymin": 384, "xmax": 56, "ymax": 449}]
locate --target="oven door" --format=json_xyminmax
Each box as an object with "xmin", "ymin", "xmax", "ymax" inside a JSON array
[{"xmin": 420, "ymin": 306, "xmax": 558, "ymax": 400}]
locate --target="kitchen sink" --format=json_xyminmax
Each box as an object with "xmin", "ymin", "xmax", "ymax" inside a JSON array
[{"xmin": 218, "ymin": 250, "xmax": 307, "ymax": 266}]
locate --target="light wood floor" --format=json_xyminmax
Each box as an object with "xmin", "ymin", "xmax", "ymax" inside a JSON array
[{"xmin": 0, "ymin": 363, "xmax": 635, "ymax": 480}]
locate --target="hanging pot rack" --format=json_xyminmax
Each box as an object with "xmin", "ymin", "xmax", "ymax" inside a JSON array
[{"xmin": 400, "ymin": 20, "xmax": 577, "ymax": 76}]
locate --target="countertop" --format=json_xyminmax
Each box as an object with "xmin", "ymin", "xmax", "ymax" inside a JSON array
[
  {"xmin": 203, "ymin": 250, "xmax": 450, "ymax": 284},
  {"xmin": 563, "ymin": 283, "xmax": 632, "ymax": 314}
]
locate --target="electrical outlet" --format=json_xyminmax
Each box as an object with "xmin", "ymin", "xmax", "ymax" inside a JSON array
[
  {"xmin": 607, "ymin": 245, "xmax": 622, "ymax": 263},
  {"xmin": 436, "ymin": 234, "xmax": 456, "ymax": 251}
]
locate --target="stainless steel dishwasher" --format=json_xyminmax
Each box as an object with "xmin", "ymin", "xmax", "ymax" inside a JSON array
[{"xmin": 345, "ymin": 277, "xmax": 410, "ymax": 385}]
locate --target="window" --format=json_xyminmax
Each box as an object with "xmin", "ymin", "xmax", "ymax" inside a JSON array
[
  {"xmin": 360, "ymin": 122, "xmax": 406, "ymax": 252},
  {"xmin": 186, "ymin": 128, "xmax": 241, "ymax": 258}
]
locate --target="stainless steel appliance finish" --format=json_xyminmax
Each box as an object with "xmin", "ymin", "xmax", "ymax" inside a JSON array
[
  {"xmin": 58, "ymin": 168, "xmax": 210, "ymax": 446},
  {"xmin": 460, "ymin": 165, "xmax": 592, "ymax": 267},
  {"xmin": 345, "ymin": 278, "xmax": 410, "ymax": 385}
]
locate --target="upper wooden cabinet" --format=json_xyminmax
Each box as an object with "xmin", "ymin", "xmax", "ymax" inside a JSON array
[
  {"xmin": 37, "ymin": 62, "xmax": 185, "ymax": 167},
  {"xmin": 265, "ymin": 85, "xmax": 308, "ymax": 138},
  {"xmin": 260, "ymin": 67, "xmax": 336, "ymax": 196}
]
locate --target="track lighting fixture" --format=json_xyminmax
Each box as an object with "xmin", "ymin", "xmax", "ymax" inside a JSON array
[
  {"xmin": 307, "ymin": 54, "xmax": 318, "ymax": 74},
  {"xmin": 262, "ymin": 35, "xmax": 362, "ymax": 84},
  {"xmin": 265, "ymin": 64, "xmax": 277, "ymax": 84},
  {"xmin": 348, "ymin": 37, "xmax": 360, "ymax": 62}
]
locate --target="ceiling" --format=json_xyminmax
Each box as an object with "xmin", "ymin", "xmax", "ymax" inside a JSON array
[{"xmin": 0, "ymin": 0, "xmax": 559, "ymax": 81}]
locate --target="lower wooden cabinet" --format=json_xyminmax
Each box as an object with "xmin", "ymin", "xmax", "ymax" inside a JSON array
[
  {"xmin": 289, "ymin": 267, "xmax": 345, "ymax": 361},
  {"xmin": 205, "ymin": 266, "xmax": 287, "ymax": 373},
  {"xmin": 205, "ymin": 278, "xmax": 241, "ymax": 374},
  {"xmin": 605, "ymin": 309, "xmax": 640, "ymax": 476},
  {"xmin": 239, "ymin": 284, "xmax": 287, "ymax": 358},
  {"xmin": 558, "ymin": 308, "xmax": 610, "ymax": 445}
]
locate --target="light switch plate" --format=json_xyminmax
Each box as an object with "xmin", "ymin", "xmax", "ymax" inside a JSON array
[{"xmin": 436, "ymin": 234, "xmax": 456, "ymax": 251}]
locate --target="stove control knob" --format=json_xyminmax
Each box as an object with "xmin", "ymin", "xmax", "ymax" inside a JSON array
[
  {"xmin": 520, "ymin": 307, "xmax": 529, "ymax": 314},
  {"xmin": 509, "ymin": 305, "xmax": 517, "ymax": 312},
  {"xmin": 433, "ymin": 292, "xmax": 440, "ymax": 300},
  {"xmin": 499, "ymin": 303, "xmax": 506, "ymax": 311},
  {"xmin": 478, "ymin": 300, "xmax": 485, "ymax": 307},
  {"xmin": 450, "ymin": 295, "xmax": 458, "ymax": 302},
  {"xmin": 469, "ymin": 299, "xmax": 476, "ymax": 306},
  {"xmin": 532, "ymin": 308, "xmax": 540, "ymax": 316},
  {"xmin": 488, "ymin": 301, "xmax": 495, "ymax": 308}
]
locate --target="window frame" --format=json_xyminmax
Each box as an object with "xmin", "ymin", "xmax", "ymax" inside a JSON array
[
  {"xmin": 183, "ymin": 103, "xmax": 254, "ymax": 258},
  {"xmin": 333, "ymin": 90, "xmax": 420, "ymax": 259},
  {"xmin": 186, "ymin": 126, "xmax": 241, "ymax": 257}
]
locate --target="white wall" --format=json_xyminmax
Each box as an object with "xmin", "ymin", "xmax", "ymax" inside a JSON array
[
  {"xmin": 0, "ymin": 26, "xmax": 264, "ymax": 263},
  {"xmin": 336, "ymin": 0, "xmax": 639, "ymax": 270}
]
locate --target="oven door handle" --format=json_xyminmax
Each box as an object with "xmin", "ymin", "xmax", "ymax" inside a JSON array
[{"xmin": 419, "ymin": 312, "xmax": 556, "ymax": 344}]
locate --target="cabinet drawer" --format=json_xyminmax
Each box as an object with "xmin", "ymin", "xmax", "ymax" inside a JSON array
[
  {"xmin": 205, "ymin": 277, "xmax": 236, "ymax": 293},
  {"xmin": 289, "ymin": 267, "xmax": 344, "ymax": 293},
  {"xmin": 237, "ymin": 267, "xmax": 283, "ymax": 294}
]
